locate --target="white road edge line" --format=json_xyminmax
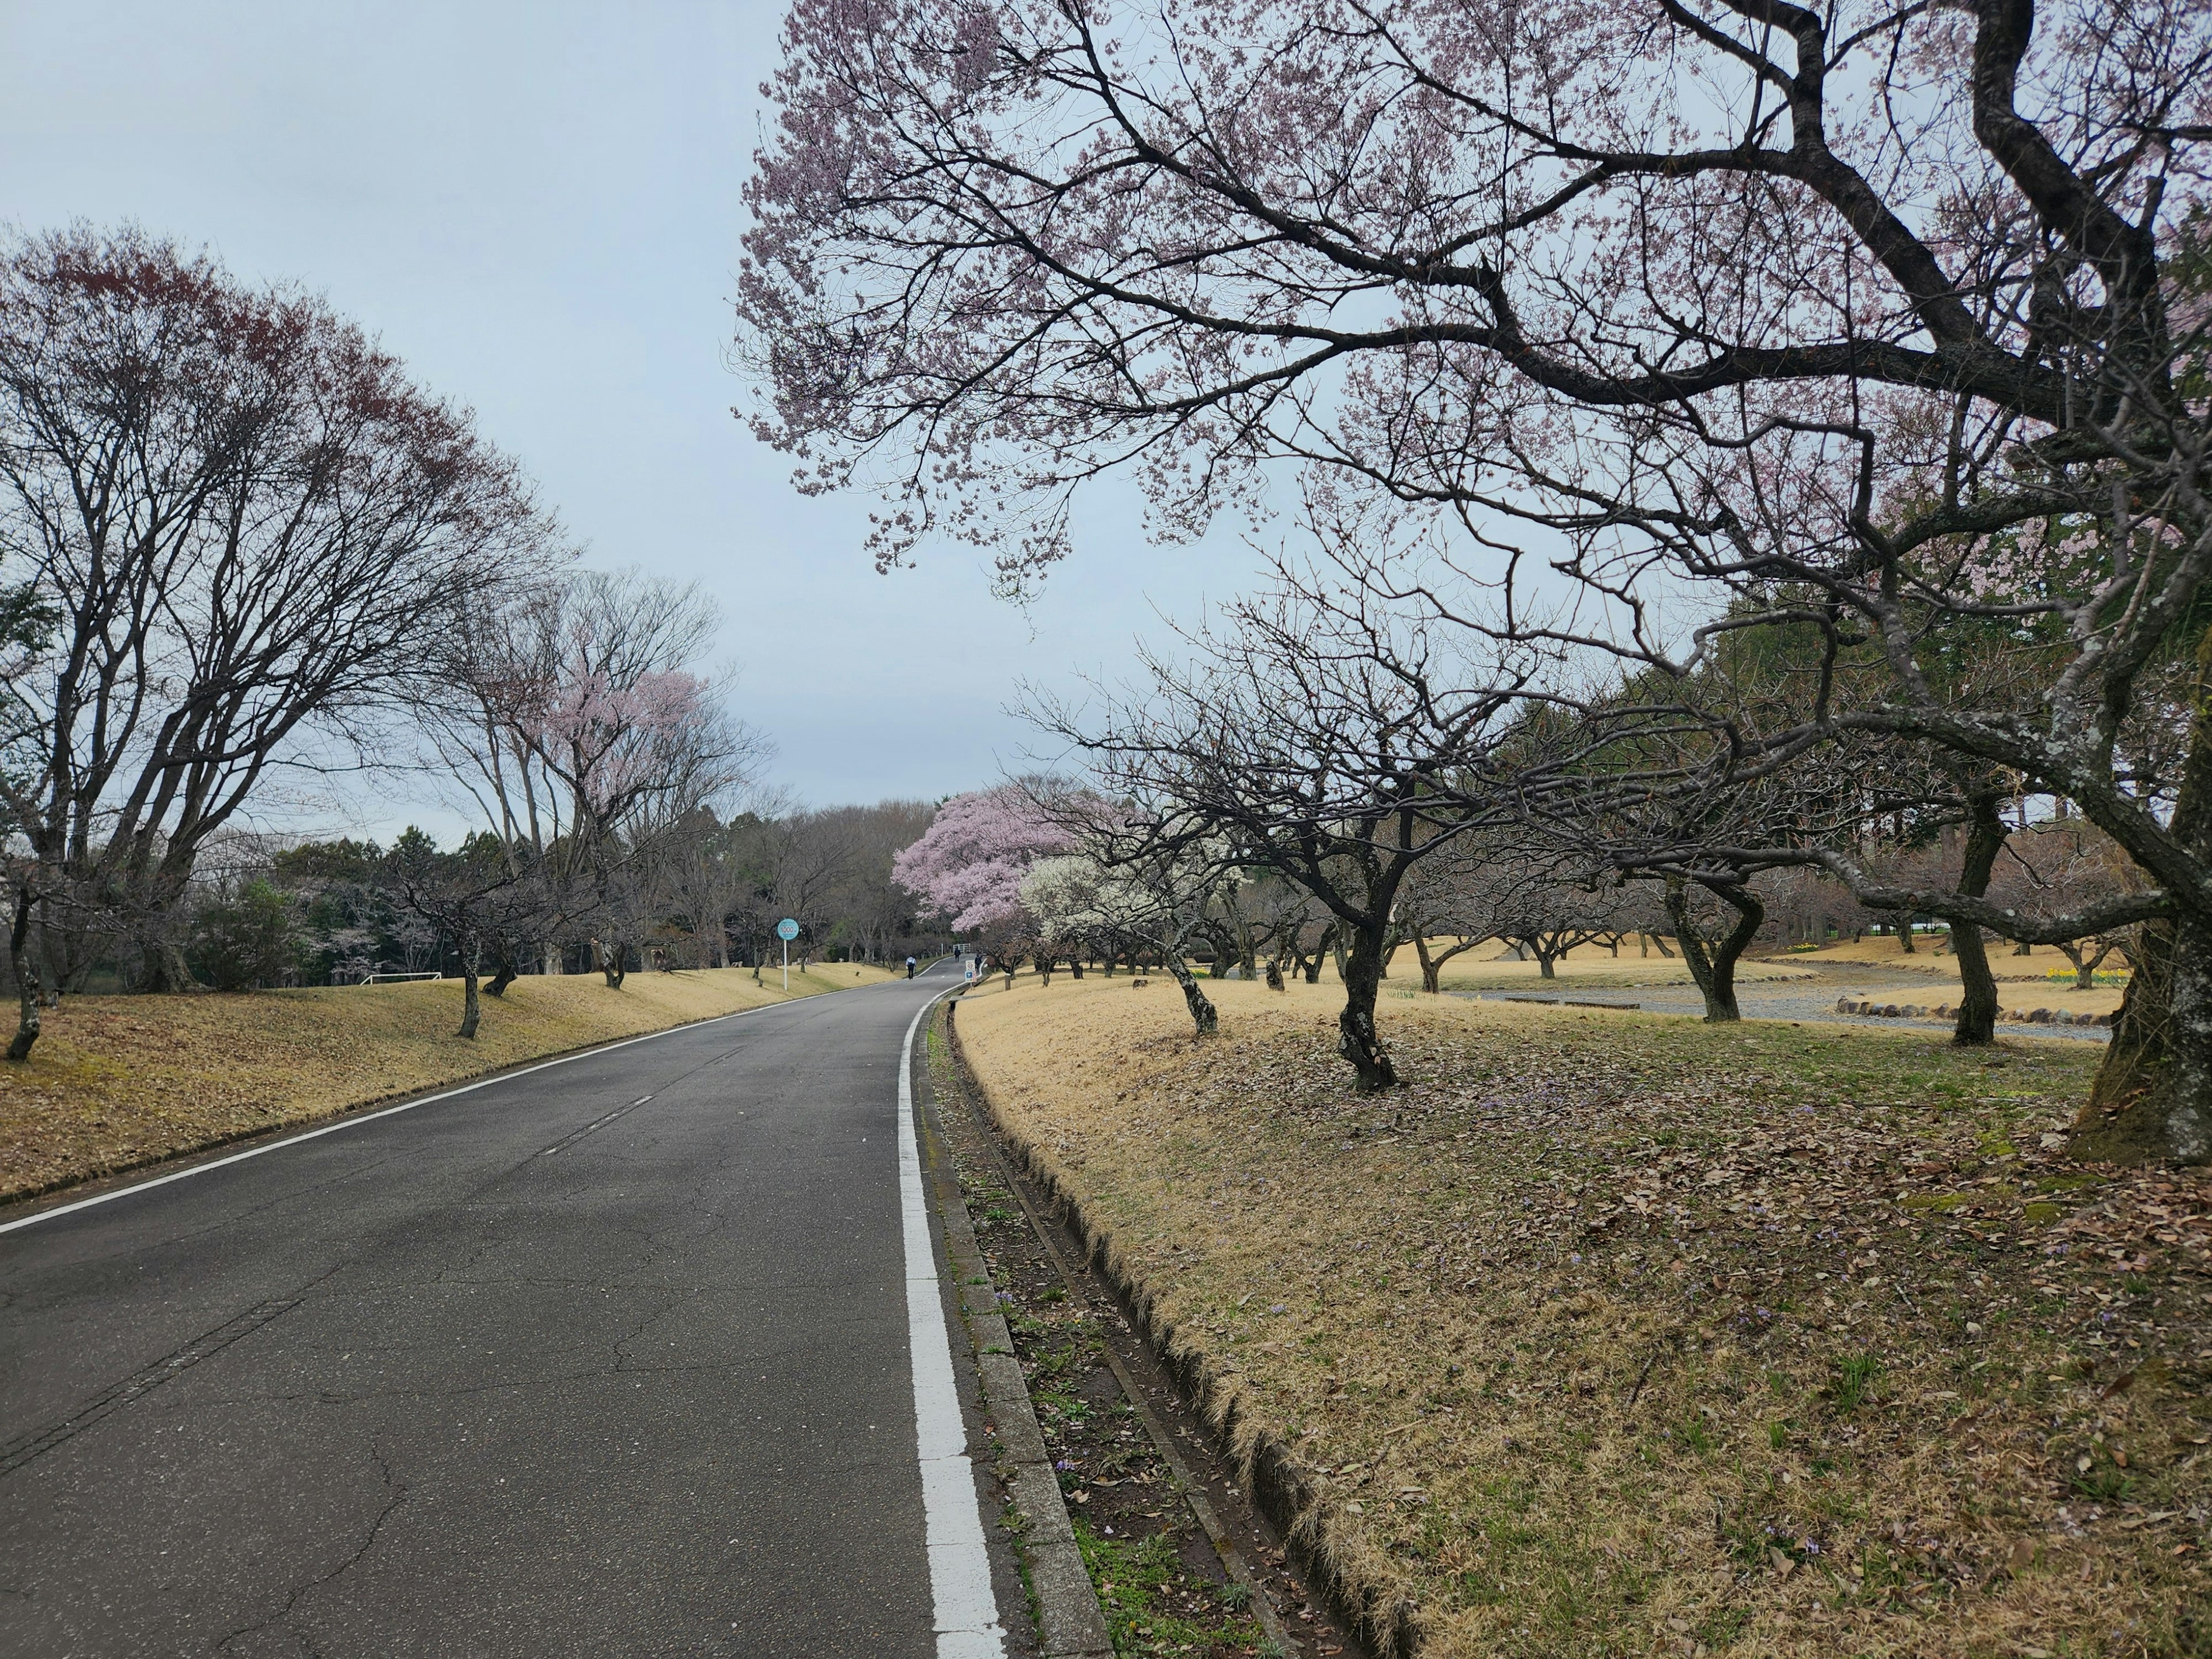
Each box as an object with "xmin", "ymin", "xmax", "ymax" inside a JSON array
[
  {"xmin": 0, "ymin": 999, "xmax": 795, "ymax": 1237},
  {"xmin": 897, "ymin": 991, "xmax": 1004, "ymax": 1658}
]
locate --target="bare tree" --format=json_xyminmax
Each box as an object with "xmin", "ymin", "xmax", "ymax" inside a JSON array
[
  {"xmin": 741, "ymin": 0, "xmax": 2212, "ymax": 1160},
  {"xmin": 378, "ymin": 829, "xmax": 543, "ymax": 1039},
  {"xmin": 1031, "ymin": 565, "xmax": 1526, "ymax": 1089},
  {"xmin": 0, "ymin": 226, "xmax": 550, "ymax": 1055}
]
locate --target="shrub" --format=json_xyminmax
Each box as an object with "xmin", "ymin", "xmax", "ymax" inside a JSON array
[{"xmin": 188, "ymin": 881, "xmax": 305, "ymax": 991}]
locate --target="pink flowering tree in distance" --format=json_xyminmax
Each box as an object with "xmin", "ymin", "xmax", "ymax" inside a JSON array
[
  {"xmin": 738, "ymin": 0, "xmax": 2212, "ymax": 1162},
  {"xmin": 892, "ymin": 784, "xmax": 1077, "ymax": 974},
  {"xmin": 434, "ymin": 569, "xmax": 764, "ymax": 986}
]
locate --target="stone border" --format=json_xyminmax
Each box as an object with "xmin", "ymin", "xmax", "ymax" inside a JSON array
[{"xmin": 915, "ymin": 1006, "xmax": 1113, "ymax": 1658}]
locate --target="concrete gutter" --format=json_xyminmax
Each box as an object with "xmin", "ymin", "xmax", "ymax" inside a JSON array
[{"xmin": 916, "ymin": 1009, "xmax": 1113, "ymax": 1658}]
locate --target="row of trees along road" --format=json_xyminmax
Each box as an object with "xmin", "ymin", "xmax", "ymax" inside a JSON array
[
  {"xmin": 162, "ymin": 796, "xmax": 944, "ymax": 1039},
  {"xmin": 0, "ymin": 222, "xmax": 945, "ymax": 1059},
  {"xmin": 0, "ymin": 224, "xmax": 554, "ymax": 1057},
  {"xmin": 738, "ymin": 0, "xmax": 2212, "ymax": 1164}
]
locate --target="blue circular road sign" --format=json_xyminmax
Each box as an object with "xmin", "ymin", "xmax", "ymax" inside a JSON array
[{"xmin": 776, "ymin": 918, "xmax": 801, "ymax": 941}]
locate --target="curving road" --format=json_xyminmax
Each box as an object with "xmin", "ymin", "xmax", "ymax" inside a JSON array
[{"xmin": 0, "ymin": 960, "xmax": 1007, "ymax": 1657}]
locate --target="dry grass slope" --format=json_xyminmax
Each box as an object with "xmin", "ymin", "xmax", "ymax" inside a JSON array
[
  {"xmin": 0, "ymin": 963, "xmax": 897, "ymax": 1203},
  {"xmin": 955, "ymin": 974, "xmax": 2211, "ymax": 1659}
]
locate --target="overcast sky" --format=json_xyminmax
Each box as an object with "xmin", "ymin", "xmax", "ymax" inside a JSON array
[{"xmin": 0, "ymin": 0, "xmax": 1275, "ymax": 828}]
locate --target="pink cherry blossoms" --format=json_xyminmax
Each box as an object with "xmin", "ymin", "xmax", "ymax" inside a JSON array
[{"xmin": 891, "ymin": 785, "xmax": 1075, "ymax": 932}]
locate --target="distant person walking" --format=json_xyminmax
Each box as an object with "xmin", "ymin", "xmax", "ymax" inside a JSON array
[{"xmin": 906, "ymin": 955, "xmax": 918, "ymax": 979}]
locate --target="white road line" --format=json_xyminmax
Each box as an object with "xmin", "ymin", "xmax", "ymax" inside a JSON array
[
  {"xmin": 0, "ymin": 1001, "xmax": 789, "ymax": 1237},
  {"xmin": 896, "ymin": 993, "xmax": 1003, "ymax": 1657}
]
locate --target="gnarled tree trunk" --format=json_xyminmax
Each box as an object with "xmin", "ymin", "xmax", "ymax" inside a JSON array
[
  {"xmin": 2079, "ymin": 674, "xmax": 2212, "ymax": 1164},
  {"xmin": 1950, "ymin": 792, "xmax": 2007, "ymax": 1047},
  {"xmin": 457, "ymin": 935, "xmax": 483, "ymax": 1039},
  {"xmin": 1665, "ymin": 877, "xmax": 1764, "ymax": 1023},
  {"xmin": 1161, "ymin": 954, "xmax": 1218, "ymax": 1036},
  {"xmin": 7, "ymin": 884, "xmax": 43, "ymax": 1062},
  {"xmin": 1336, "ymin": 919, "xmax": 1395, "ymax": 1091}
]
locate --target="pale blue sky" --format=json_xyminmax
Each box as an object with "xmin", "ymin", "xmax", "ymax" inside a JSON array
[{"xmin": 0, "ymin": 0, "xmax": 1270, "ymax": 825}]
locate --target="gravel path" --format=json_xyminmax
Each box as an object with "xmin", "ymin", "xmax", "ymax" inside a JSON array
[{"xmin": 1455, "ymin": 960, "xmax": 2111, "ymax": 1043}]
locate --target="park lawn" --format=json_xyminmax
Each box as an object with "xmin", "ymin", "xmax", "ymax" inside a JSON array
[
  {"xmin": 953, "ymin": 973, "xmax": 2212, "ymax": 1659},
  {"xmin": 0, "ymin": 962, "xmax": 899, "ymax": 1204},
  {"xmin": 1791, "ymin": 938, "xmax": 2128, "ymax": 985},
  {"xmin": 1432, "ymin": 958, "xmax": 1816, "ymax": 994},
  {"xmin": 1289, "ymin": 940, "xmax": 1815, "ymax": 996}
]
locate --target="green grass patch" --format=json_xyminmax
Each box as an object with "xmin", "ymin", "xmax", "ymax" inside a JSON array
[{"xmin": 1073, "ymin": 1521, "xmax": 1267, "ymax": 1656}]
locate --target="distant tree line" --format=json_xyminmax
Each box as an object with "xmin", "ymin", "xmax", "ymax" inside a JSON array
[{"xmin": 141, "ymin": 796, "xmax": 945, "ymax": 1033}]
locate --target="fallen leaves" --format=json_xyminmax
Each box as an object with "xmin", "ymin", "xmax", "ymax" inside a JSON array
[{"xmin": 959, "ymin": 976, "xmax": 2212, "ymax": 1659}]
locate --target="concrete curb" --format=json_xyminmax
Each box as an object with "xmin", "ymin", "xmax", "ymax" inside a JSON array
[{"xmin": 917, "ymin": 1005, "xmax": 1113, "ymax": 1659}]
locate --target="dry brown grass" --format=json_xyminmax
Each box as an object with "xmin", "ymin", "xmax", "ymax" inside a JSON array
[
  {"xmin": 1793, "ymin": 939, "xmax": 2127, "ymax": 984},
  {"xmin": 955, "ymin": 973, "xmax": 2212, "ymax": 1658},
  {"xmin": 1432, "ymin": 958, "xmax": 1815, "ymax": 994},
  {"xmin": 0, "ymin": 963, "xmax": 897, "ymax": 1203}
]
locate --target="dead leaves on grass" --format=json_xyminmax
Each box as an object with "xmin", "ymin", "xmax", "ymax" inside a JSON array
[{"xmin": 958, "ymin": 980, "xmax": 2212, "ymax": 1659}]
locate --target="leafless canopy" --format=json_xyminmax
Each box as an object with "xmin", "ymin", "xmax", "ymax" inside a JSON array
[{"xmin": 0, "ymin": 224, "xmax": 552, "ymax": 994}]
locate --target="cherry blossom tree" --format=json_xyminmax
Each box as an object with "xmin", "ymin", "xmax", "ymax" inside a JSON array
[
  {"xmin": 428, "ymin": 569, "xmax": 766, "ymax": 984},
  {"xmin": 740, "ymin": 0, "xmax": 2212, "ymax": 1160},
  {"xmin": 890, "ymin": 781, "xmax": 1075, "ymax": 943}
]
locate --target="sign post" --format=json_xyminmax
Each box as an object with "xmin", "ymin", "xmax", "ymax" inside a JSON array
[{"xmin": 776, "ymin": 917, "xmax": 800, "ymax": 991}]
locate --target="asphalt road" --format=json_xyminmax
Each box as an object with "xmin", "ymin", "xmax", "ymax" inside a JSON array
[{"xmin": 0, "ymin": 961, "xmax": 990, "ymax": 1657}]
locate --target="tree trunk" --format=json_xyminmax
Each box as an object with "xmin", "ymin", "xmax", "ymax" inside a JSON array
[
  {"xmin": 1264, "ymin": 957, "xmax": 1286, "ymax": 991},
  {"xmin": 136, "ymin": 934, "xmax": 199, "ymax": 994},
  {"xmin": 7, "ymin": 884, "xmax": 43, "ymax": 1062},
  {"xmin": 457, "ymin": 937, "xmax": 482, "ymax": 1040},
  {"xmin": 1666, "ymin": 877, "xmax": 1764, "ymax": 1022},
  {"xmin": 2058, "ymin": 942, "xmax": 2111, "ymax": 991},
  {"xmin": 485, "ymin": 946, "xmax": 520, "ymax": 999},
  {"xmin": 2081, "ymin": 916, "xmax": 2212, "ymax": 1164},
  {"xmin": 1336, "ymin": 920, "xmax": 1395, "ymax": 1091},
  {"xmin": 2080, "ymin": 648, "xmax": 2212, "ymax": 1164},
  {"xmin": 1161, "ymin": 952, "xmax": 1218, "ymax": 1036},
  {"xmin": 1228, "ymin": 901, "xmax": 1258, "ymax": 980},
  {"xmin": 1415, "ymin": 933, "xmax": 1441, "ymax": 993},
  {"xmin": 1069, "ymin": 957, "xmax": 1084, "ymax": 979},
  {"xmin": 1535, "ymin": 946, "xmax": 1558, "ymax": 980},
  {"xmin": 597, "ymin": 938, "xmax": 626, "ymax": 988},
  {"xmin": 1950, "ymin": 792, "xmax": 2007, "ymax": 1047}
]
